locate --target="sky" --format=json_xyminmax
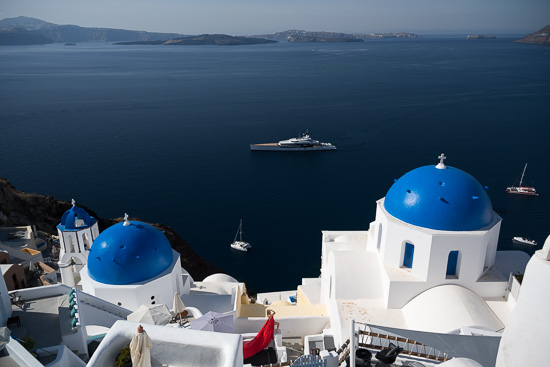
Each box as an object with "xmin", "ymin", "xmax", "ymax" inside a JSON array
[{"xmin": 1, "ymin": 0, "xmax": 548, "ymax": 35}]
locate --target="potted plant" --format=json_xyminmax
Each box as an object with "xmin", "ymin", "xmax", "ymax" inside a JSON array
[{"xmin": 114, "ymin": 344, "xmax": 131, "ymax": 367}]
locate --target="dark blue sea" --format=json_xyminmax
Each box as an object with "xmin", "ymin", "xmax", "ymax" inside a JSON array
[{"xmin": 1, "ymin": 38, "xmax": 549, "ymax": 292}]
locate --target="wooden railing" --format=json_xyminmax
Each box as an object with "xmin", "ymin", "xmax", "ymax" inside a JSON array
[{"xmin": 356, "ymin": 330, "xmax": 451, "ymax": 362}]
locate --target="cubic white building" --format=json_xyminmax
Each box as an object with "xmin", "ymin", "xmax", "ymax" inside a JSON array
[{"xmin": 308, "ymin": 155, "xmax": 530, "ymax": 344}]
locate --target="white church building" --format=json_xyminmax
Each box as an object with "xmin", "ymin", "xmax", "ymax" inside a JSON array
[
  {"xmin": 56, "ymin": 203, "xmax": 190, "ymax": 309},
  {"xmin": 301, "ymin": 154, "xmax": 530, "ymax": 344}
]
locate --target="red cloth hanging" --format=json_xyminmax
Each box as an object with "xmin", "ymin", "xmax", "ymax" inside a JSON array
[{"xmin": 243, "ymin": 317, "xmax": 275, "ymax": 359}]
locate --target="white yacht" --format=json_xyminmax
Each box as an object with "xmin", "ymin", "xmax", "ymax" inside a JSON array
[
  {"xmin": 230, "ymin": 219, "xmax": 251, "ymax": 252},
  {"xmin": 512, "ymin": 236, "xmax": 537, "ymax": 246},
  {"xmin": 250, "ymin": 130, "xmax": 336, "ymax": 151}
]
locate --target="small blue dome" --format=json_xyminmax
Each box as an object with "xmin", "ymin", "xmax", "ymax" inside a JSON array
[
  {"xmin": 88, "ymin": 221, "xmax": 173, "ymax": 285},
  {"xmin": 57, "ymin": 205, "xmax": 97, "ymax": 231},
  {"xmin": 384, "ymin": 165, "xmax": 493, "ymax": 231}
]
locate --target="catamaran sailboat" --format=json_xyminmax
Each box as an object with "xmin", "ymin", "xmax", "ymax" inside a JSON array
[
  {"xmin": 230, "ymin": 219, "xmax": 251, "ymax": 252},
  {"xmin": 506, "ymin": 163, "xmax": 538, "ymax": 196}
]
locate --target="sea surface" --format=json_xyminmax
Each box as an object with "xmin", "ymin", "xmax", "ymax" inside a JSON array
[{"xmin": 1, "ymin": 38, "xmax": 549, "ymax": 292}]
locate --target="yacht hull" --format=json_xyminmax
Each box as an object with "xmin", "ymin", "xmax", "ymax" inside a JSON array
[{"xmin": 250, "ymin": 143, "xmax": 336, "ymax": 151}]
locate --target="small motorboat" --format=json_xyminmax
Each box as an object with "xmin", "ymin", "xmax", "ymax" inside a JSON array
[
  {"xmin": 230, "ymin": 219, "xmax": 251, "ymax": 252},
  {"xmin": 512, "ymin": 237, "xmax": 537, "ymax": 246}
]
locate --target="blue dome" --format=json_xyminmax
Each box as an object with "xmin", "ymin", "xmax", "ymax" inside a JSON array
[
  {"xmin": 57, "ymin": 205, "xmax": 97, "ymax": 231},
  {"xmin": 384, "ymin": 165, "xmax": 493, "ymax": 231},
  {"xmin": 87, "ymin": 221, "xmax": 174, "ymax": 285}
]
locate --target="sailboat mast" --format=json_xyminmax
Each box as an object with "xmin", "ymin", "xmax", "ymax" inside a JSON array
[
  {"xmin": 239, "ymin": 219, "xmax": 243, "ymax": 242},
  {"xmin": 519, "ymin": 163, "xmax": 528, "ymax": 186}
]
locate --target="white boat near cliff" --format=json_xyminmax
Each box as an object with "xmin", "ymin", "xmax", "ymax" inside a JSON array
[
  {"xmin": 506, "ymin": 163, "xmax": 538, "ymax": 196},
  {"xmin": 250, "ymin": 130, "xmax": 336, "ymax": 151},
  {"xmin": 230, "ymin": 219, "xmax": 251, "ymax": 252}
]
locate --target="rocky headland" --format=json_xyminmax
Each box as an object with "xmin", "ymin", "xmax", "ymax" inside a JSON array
[
  {"xmin": 0, "ymin": 177, "xmax": 224, "ymax": 280},
  {"xmin": 0, "ymin": 16, "xmax": 185, "ymax": 45},
  {"xmin": 514, "ymin": 24, "xmax": 550, "ymax": 45},
  {"xmin": 251, "ymin": 29, "xmax": 421, "ymax": 41},
  {"xmin": 116, "ymin": 34, "xmax": 277, "ymax": 46}
]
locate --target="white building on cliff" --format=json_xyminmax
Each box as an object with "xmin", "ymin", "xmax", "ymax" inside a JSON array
[{"xmin": 299, "ymin": 155, "xmax": 530, "ymax": 344}]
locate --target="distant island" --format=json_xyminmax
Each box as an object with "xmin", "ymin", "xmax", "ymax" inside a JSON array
[
  {"xmin": 514, "ymin": 24, "xmax": 550, "ymax": 45},
  {"xmin": 466, "ymin": 34, "xmax": 496, "ymax": 39},
  {"xmin": 251, "ymin": 29, "xmax": 421, "ymax": 41},
  {"xmin": 1, "ymin": 16, "xmax": 420, "ymax": 46},
  {"xmin": 0, "ymin": 16, "xmax": 185, "ymax": 45},
  {"xmin": 116, "ymin": 34, "xmax": 277, "ymax": 46}
]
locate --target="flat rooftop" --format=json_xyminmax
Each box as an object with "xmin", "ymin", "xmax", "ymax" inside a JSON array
[{"xmin": 9, "ymin": 294, "xmax": 67, "ymax": 349}]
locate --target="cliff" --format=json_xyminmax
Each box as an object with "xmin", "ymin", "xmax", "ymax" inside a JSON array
[
  {"xmin": 0, "ymin": 16, "xmax": 185, "ymax": 44},
  {"xmin": 0, "ymin": 177, "xmax": 224, "ymax": 281},
  {"xmin": 515, "ymin": 25, "xmax": 550, "ymax": 45},
  {"xmin": 0, "ymin": 27, "xmax": 53, "ymax": 45},
  {"xmin": 162, "ymin": 34, "xmax": 277, "ymax": 46}
]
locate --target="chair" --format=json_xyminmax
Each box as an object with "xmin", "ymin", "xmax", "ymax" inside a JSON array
[
  {"xmin": 375, "ymin": 342, "xmax": 404, "ymax": 365},
  {"xmin": 172, "ymin": 310, "xmax": 189, "ymax": 325},
  {"xmin": 345, "ymin": 348, "xmax": 372, "ymax": 367}
]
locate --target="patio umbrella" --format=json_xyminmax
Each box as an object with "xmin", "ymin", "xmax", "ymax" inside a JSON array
[
  {"xmin": 127, "ymin": 304, "xmax": 172, "ymax": 326},
  {"xmin": 172, "ymin": 292, "xmax": 187, "ymax": 325},
  {"xmin": 190, "ymin": 311, "xmax": 236, "ymax": 333}
]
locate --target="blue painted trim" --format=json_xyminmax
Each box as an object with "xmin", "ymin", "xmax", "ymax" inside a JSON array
[{"xmin": 403, "ymin": 243, "xmax": 414, "ymax": 268}]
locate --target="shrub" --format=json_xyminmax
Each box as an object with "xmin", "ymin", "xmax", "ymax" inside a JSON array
[{"xmin": 114, "ymin": 344, "xmax": 131, "ymax": 367}]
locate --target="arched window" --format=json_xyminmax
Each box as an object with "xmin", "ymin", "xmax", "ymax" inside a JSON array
[
  {"xmin": 66, "ymin": 235, "xmax": 75, "ymax": 253},
  {"xmin": 82, "ymin": 232, "xmax": 90, "ymax": 251},
  {"xmin": 377, "ymin": 223, "xmax": 383, "ymax": 251},
  {"xmin": 403, "ymin": 242, "xmax": 414, "ymax": 268},
  {"xmin": 446, "ymin": 250, "xmax": 460, "ymax": 278}
]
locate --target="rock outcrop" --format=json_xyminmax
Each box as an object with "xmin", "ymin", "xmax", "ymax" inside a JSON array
[{"xmin": 515, "ymin": 25, "xmax": 550, "ymax": 45}]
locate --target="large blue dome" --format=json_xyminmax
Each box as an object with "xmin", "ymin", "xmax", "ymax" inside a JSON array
[
  {"xmin": 384, "ymin": 165, "xmax": 493, "ymax": 231},
  {"xmin": 88, "ymin": 221, "xmax": 173, "ymax": 285}
]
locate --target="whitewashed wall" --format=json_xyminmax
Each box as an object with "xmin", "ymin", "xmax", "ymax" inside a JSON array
[{"xmin": 88, "ymin": 320, "xmax": 243, "ymax": 367}]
